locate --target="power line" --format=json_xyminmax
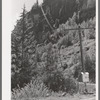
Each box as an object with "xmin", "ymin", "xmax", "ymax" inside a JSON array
[{"xmin": 64, "ymin": 27, "xmax": 95, "ymax": 31}]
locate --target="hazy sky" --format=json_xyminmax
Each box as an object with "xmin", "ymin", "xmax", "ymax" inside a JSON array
[{"xmin": 11, "ymin": 0, "xmax": 43, "ymax": 29}]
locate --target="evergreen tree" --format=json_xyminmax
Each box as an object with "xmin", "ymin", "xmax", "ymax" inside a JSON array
[{"xmin": 11, "ymin": 5, "xmax": 37, "ymax": 89}]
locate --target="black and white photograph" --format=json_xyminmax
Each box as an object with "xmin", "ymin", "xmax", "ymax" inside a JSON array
[{"xmin": 3, "ymin": 0, "xmax": 98, "ymax": 100}]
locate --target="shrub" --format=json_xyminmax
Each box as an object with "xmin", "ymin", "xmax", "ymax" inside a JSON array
[
  {"xmin": 84, "ymin": 54, "xmax": 95, "ymax": 83},
  {"xmin": 42, "ymin": 68, "xmax": 78, "ymax": 95},
  {"xmin": 11, "ymin": 78, "xmax": 50, "ymax": 100},
  {"xmin": 63, "ymin": 67, "xmax": 79, "ymax": 93},
  {"xmin": 11, "ymin": 53, "xmax": 39, "ymax": 89},
  {"xmin": 42, "ymin": 70, "xmax": 65, "ymax": 92},
  {"xmin": 40, "ymin": 43, "xmax": 77, "ymax": 94},
  {"xmin": 57, "ymin": 35, "xmax": 73, "ymax": 49},
  {"xmin": 81, "ymin": 17, "xmax": 95, "ymax": 40},
  {"xmin": 84, "ymin": 29, "xmax": 95, "ymax": 39},
  {"xmin": 64, "ymin": 77, "xmax": 78, "ymax": 94}
]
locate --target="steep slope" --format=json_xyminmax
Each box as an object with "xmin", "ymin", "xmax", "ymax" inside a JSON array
[{"xmin": 11, "ymin": 0, "xmax": 96, "ymax": 90}]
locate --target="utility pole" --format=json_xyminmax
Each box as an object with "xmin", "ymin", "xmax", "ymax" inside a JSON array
[
  {"xmin": 78, "ymin": 26, "xmax": 85, "ymax": 73},
  {"xmin": 76, "ymin": 0, "xmax": 85, "ymax": 72},
  {"xmin": 76, "ymin": 0, "xmax": 88, "ymax": 93}
]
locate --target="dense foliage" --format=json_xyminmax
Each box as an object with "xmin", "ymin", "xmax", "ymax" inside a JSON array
[{"xmin": 11, "ymin": 0, "xmax": 96, "ymax": 99}]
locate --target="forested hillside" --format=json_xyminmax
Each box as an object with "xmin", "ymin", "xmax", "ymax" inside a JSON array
[{"xmin": 11, "ymin": 0, "xmax": 96, "ymax": 100}]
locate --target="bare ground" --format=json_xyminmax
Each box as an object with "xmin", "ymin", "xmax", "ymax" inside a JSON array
[{"xmin": 37, "ymin": 94, "xmax": 96, "ymax": 100}]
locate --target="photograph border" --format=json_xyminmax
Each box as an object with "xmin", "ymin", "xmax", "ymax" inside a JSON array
[
  {"xmin": 98, "ymin": 0, "xmax": 100, "ymax": 99},
  {"xmin": 96, "ymin": 0, "xmax": 99, "ymax": 100},
  {"xmin": 2, "ymin": 0, "xmax": 99, "ymax": 100},
  {"xmin": 0, "ymin": 0, "xmax": 2, "ymax": 99}
]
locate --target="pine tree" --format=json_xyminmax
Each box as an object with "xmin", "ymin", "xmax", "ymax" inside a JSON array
[{"xmin": 11, "ymin": 5, "xmax": 37, "ymax": 89}]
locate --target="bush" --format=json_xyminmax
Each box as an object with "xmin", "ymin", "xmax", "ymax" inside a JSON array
[
  {"xmin": 64, "ymin": 77, "xmax": 78, "ymax": 94},
  {"xmin": 81, "ymin": 17, "xmax": 95, "ymax": 40},
  {"xmin": 11, "ymin": 53, "xmax": 39, "ymax": 89},
  {"xmin": 84, "ymin": 29, "xmax": 95, "ymax": 39},
  {"xmin": 11, "ymin": 78, "xmax": 50, "ymax": 100},
  {"xmin": 84, "ymin": 54, "xmax": 95, "ymax": 83},
  {"xmin": 57, "ymin": 35, "xmax": 73, "ymax": 49},
  {"xmin": 42, "ymin": 69, "xmax": 78, "ymax": 95},
  {"xmin": 42, "ymin": 70, "xmax": 65, "ymax": 92}
]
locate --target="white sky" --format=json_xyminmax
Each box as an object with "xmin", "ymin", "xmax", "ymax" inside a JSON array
[{"xmin": 11, "ymin": 0, "xmax": 43, "ymax": 30}]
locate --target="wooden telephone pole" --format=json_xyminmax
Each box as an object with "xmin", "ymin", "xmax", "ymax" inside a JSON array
[
  {"xmin": 76, "ymin": 0, "xmax": 88, "ymax": 93},
  {"xmin": 76, "ymin": 14, "xmax": 85, "ymax": 73},
  {"xmin": 78, "ymin": 26, "xmax": 85, "ymax": 73},
  {"xmin": 78, "ymin": 25, "xmax": 88, "ymax": 93}
]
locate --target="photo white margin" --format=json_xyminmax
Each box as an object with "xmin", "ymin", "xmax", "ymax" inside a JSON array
[{"xmin": 2, "ymin": 0, "xmax": 99, "ymax": 100}]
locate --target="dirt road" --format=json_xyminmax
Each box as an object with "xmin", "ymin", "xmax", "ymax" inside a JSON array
[{"xmin": 37, "ymin": 94, "xmax": 96, "ymax": 100}]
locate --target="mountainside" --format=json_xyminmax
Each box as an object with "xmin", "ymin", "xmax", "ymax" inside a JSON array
[
  {"xmin": 11, "ymin": 0, "xmax": 96, "ymax": 99},
  {"xmin": 12, "ymin": 0, "xmax": 95, "ymax": 44}
]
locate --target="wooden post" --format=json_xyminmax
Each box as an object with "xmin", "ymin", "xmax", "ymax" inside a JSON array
[
  {"xmin": 78, "ymin": 25, "xmax": 88, "ymax": 94},
  {"xmin": 78, "ymin": 25, "xmax": 85, "ymax": 73},
  {"xmin": 76, "ymin": 0, "xmax": 88, "ymax": 94}
]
